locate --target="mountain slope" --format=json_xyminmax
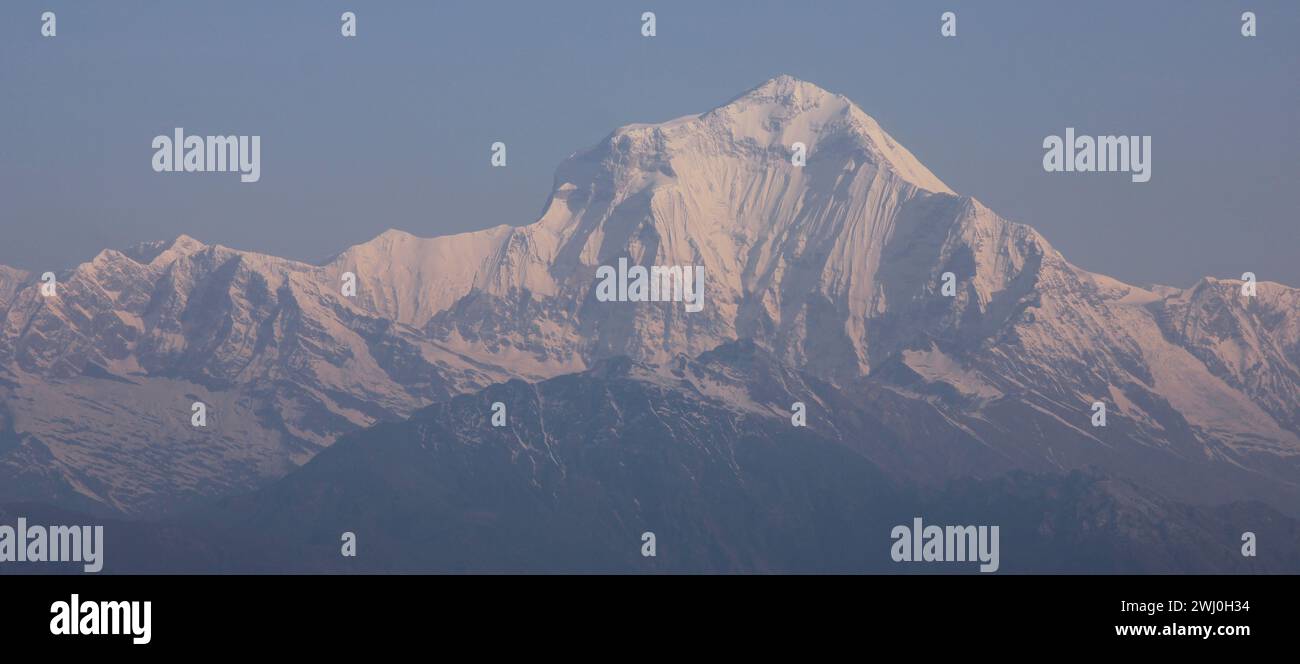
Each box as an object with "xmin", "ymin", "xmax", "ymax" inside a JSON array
[
  {"xmin": 0, "ymin": 75, "xmax": 1296, "ymax": 520},
  {"xmin": 41, "ymin": 358, "xmax": 1296, "ymax": 573},
  {"xmin": 0, "ymin": 237, "xmax": 511, "ymax": 515}
]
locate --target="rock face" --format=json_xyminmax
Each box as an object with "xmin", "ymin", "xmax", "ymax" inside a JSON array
[
  {"xmin": 19, "ymin": 355, "xmax": 1300, "ymax": 573},
  {"xmin": 0, "ymin": 237, "xmax": 509, "ymax": 515},
  {"xmin": 1, "ymin": 75, "xmax": 1297, "ymax": 526}
]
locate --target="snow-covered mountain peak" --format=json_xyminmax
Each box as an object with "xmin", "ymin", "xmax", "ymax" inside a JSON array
[
  {"xmin": 323, "ymin": 225, "xmax": 516, "ymax": 326},
  {"xmin": 5, "ymin": 78, "xmax": 1300, "ymax": 520},
  {"xmin": 702, "ymin": 75, "xmax": 953, "ymax": 194},
  {"xmin": 735, "ymin": 73, "xmax": 839, "ymax": 104},
  {"xmin": 549, "ymin": 75, "xmax": 953, "ymax": 216},
  {"xmin": 705, "ymin": 74, "xmax": 852, "ymax": 126},
  {"xmin": 120, "ymin": 233, "xmax": 209, "ymax": 267}
]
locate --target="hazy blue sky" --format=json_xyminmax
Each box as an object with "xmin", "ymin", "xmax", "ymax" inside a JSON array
[{"xmin": 2, "ymin": 0, "xmax": 1297, "ymax": 287}]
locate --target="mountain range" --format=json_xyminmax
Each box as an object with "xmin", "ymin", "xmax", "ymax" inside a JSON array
[{"xmin": 1, "ymin": 76, "xmax": 1297, "ymax": 571}]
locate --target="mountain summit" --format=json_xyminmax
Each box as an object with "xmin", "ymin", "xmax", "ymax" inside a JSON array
[
  {"xmin": 702, "ymin": 74, "xmax": 953, "ymax": 194},
  {"xmin": 1, "ymin": 77, "xmax": 1298, "ymax": 519},
  {"xmin": 325, "ymin": 75, "xmax": 985, "ymax": 378}
]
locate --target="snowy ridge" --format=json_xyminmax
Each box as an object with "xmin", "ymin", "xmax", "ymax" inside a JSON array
[{"xmin": 1, "ymin": 75, "xmax": 1298, "ymax": 516}]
